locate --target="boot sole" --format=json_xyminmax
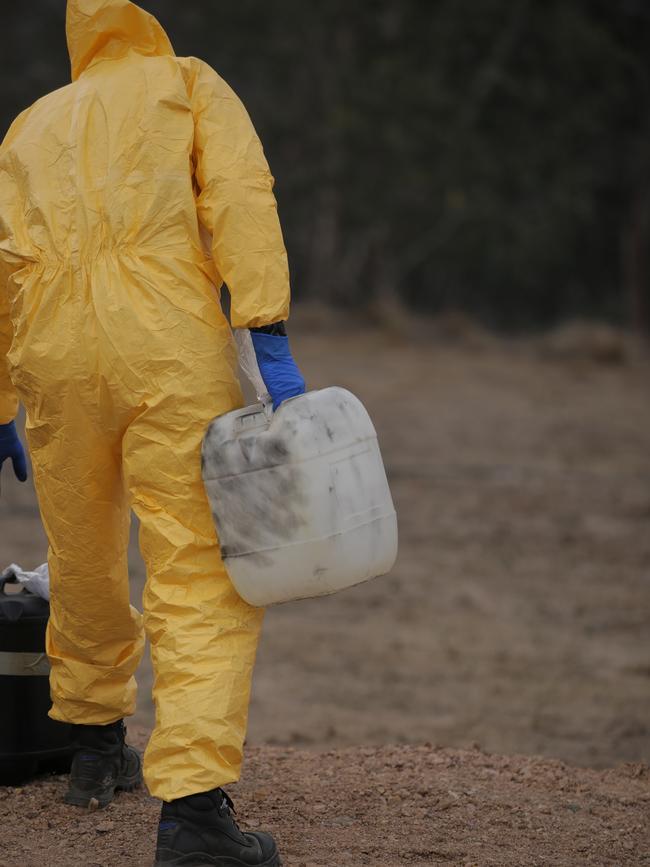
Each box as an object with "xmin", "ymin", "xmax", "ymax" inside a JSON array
[
  {"xmin": 153, "ymin": 848, "xmax": 282, "ymax": 867},
  {"xmin": 64, "ymin": 768, "xmax": 144, "ymax": 809}
]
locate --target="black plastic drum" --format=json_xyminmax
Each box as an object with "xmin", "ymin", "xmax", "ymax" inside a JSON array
[{"xmin": 0, "ymin": 573, "xmax": 75, "ymax": 784}]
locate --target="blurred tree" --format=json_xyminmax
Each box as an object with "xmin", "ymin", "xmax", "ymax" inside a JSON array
[{"xmin": 2, "ymin": 0, "xmax": 649, "ymax": 330}]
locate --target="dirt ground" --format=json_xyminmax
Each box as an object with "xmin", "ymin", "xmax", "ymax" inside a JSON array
[
  {"xmin": 0, "ymin": 733, "xmax": 648, "ymax": 866},
  {"xmin": 2, "ymin": 315, "xmax": 648, "ymax": 767},
  {"xmin": 1, "ymin": 315, "xmax": 650, "ymax": 864}
]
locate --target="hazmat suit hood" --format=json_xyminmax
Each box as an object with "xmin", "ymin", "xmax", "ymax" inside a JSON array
[{"xmin": 66, "ymin": 0, "xmax": 174, "ymax": 81}]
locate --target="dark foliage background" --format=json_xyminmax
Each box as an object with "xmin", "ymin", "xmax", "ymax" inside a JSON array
[{"xmin": 3, "ymin": 1, "xmax": 650, "ymax": 330}]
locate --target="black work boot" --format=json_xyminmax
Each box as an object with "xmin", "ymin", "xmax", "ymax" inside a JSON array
[
  {"xmin": 64, "ymin": 719, "xmax": 143, "ymax": 809},
  {"xmin": 153, "ymin": 788, "xmax": 282, "ymax": 866}
]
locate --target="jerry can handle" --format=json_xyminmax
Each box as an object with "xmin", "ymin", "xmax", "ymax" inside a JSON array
[{"xmin": 236, "ymin": 404, "xmax": 272, "ymax": 434}]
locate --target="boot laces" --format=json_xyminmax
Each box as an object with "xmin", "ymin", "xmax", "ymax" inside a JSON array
[
  {"xmin": 218, "ymin": 789, "xmax": 243, "ymax": 834},
  {"xmin": 219, "ymin": 789, "xmax": 236, "ymax": 816}
]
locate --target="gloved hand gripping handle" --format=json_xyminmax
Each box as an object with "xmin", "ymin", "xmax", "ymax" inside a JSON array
[
  {"xmin": 234, "ymin": 321, "xmax": 306, "ymax": 412},
  {"xmin": 249, "ymin": 323, "xmax": 306, "ymax": 411}
]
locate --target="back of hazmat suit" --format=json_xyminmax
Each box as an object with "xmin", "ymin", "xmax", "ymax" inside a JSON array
[{"xmin": 0, "ymin": 0, "xmax": 290, "ymax": 801}]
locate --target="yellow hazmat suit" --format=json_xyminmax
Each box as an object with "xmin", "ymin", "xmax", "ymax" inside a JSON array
[{"xmin": 0, "ymin": 0, "xmax": 290, "ymax": 801}]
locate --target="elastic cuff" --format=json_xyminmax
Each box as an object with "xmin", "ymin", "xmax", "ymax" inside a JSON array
[{"xmin": 250, "ymin": 321, "xmax": 287, "ymax": 337}]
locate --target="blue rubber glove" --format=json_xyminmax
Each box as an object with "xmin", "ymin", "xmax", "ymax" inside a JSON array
[
  {"xmin": 250, "ymin": 331, "xmax": 306, "ymax": 411},
  {"xmin": 0, "ymin": 421, "xmax": 28, "ymax": 483}
]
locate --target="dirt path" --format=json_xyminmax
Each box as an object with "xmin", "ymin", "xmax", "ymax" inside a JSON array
[
  {"xmin": 1, "ymin": 321, "xmax": 649, "ymax": 769},
  {"xmin": 0, "ymin": 735, "xmax": 648, "ymax": 866},
  {"xmin": 2, "ymin": 319, "xmax": 650, "ymax": 864}
]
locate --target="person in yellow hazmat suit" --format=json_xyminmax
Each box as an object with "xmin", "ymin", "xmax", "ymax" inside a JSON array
[{"xmin": 0, "ymin": 1, "xmax": 307, "ymax": 864}]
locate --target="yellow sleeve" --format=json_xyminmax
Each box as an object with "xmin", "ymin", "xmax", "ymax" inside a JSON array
[
  {"xmin": 0, "ymin": 112, "xmax": 29, "ymax": 424},
  {"xmin": 180, "ymin": 57, "xmax": 291, "ymax": 329},
  {"xmin": 0, "ymin": 285, "xmax": 18, "ymax": 424}
]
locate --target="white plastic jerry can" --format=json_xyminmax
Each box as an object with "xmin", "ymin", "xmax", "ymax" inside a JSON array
[{"xmin": 201, "ymin": 387, "xmax": 398, "ymax": 607}]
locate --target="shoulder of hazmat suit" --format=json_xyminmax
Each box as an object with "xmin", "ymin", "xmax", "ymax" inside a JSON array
[{"xmin": 0, "ymin": 0, "xmax": 292, "ymax": 803}]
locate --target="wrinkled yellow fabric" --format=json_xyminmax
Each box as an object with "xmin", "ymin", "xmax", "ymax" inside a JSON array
[
  {"xmin": 0, "ymin": 0, "xmax": 290, "ymax": 800},
  {"xmin": 0, "ymin": 277, "xmax": 18, "ymax": 423}
]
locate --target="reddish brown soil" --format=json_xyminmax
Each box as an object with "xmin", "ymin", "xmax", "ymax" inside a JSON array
[
  {"xmin": 1, "ymin": 318, "xmax": 649, "ymax": 865},
  {"xmin": 5, "ymin": 319, "xmax": 649, "ymax": 768},
  {"xmin": 0, "ymin": 734, "xmax": 648, "ymax": 866}
]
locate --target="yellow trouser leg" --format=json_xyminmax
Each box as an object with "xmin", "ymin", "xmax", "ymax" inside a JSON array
[
  {"xmin": 24, "ymin": 396, "xmax": 144, "ymax": 724},
  {"xmin": 123, "ymin": 394, "xmax": 264, "ymax": 802}
]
